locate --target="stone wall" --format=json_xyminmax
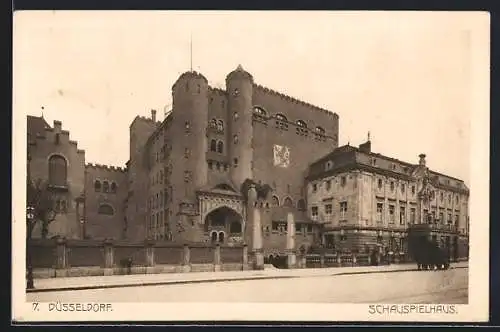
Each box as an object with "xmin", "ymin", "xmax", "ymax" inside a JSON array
[{"xmin": 28, "ymin": 238, "xmax": 249, "ymax": 279}]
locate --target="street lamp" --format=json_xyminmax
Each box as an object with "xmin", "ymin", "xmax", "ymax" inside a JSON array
[{"xmin": 26, "ymin": 205, "xmax": 35, "ymax": 290}]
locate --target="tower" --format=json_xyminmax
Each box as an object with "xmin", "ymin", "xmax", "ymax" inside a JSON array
[
  {"xmin": 171, "ymin": 71, "xmax": 209, "ymax": 203},
  {"xmin": 225, "ymin": 65, "xmax": 254, "ymax": 189}
]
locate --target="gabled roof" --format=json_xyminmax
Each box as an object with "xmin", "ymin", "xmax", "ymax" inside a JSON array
[{"xmin": 27, "ymin": 115, "xmax": 50, "ymax": 141}]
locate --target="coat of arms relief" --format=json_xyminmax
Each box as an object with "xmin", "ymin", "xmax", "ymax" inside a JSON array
[{"xmin": 273, "ymin": 144, "xmax": 290, "ymax": 168}]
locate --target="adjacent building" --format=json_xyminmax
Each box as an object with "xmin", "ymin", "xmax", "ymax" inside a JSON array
[{"xmin": 305, "ymin": 139, "xmax": 470, "ymax": 260}]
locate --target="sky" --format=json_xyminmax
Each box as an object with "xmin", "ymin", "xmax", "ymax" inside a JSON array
[{"xmin": 13, "ymin": 11, "xmax": 489, "ymax": 185}]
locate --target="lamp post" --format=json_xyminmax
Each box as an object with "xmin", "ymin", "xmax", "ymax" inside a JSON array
[
  {"xmin": 26, "ymin": 206, "xmax": 35, "ymax": 290},
  {"xmin": 26, "ymin": 142, "xmax": 34, "ymax": 290}
]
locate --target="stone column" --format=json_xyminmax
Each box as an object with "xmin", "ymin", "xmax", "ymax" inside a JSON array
[
  {"xmin": 320, "ymin": 253, "xmax": 325, "ymax": 268},
  {"xmin": 182, "ymin": 244, "xmax": 191, "ymax": 272},
  {"xmin": 248, "ymin": 184, "xmax": 264, "ymax": 270},
  {"xmin": 145, "ymin": 240, "xmax": 155, "ymax": 273},
  {"xmin": 286, "ymin": 212, "xmax": 296, "ymax": 268},
  {"xmin": 55, "ymin": 237, "xmax": 68, "ymax": 277},
  {"xmin": 103, "ymin": 238, "xmax": 114, "ymax": 276},
  {"xmin": 253, "ymin": 208, "xmax": 264, "ymax": 270},
  {"xmin": 214, "ymin": 244, "xmax": 221, "ymax": 271},
  {"xmin": 242, "ymin": 244, "xmax": 249, "ymax": 270}
]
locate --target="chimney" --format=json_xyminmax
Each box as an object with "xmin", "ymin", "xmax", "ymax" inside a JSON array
[
  {"xmin": 53, "ymin": 120, "xmax": 62, "ymax": 131},
  {"xmin": 151, "ymin": 109, "xmax": 157, "ymax": 122},
  {"xmin": 419, "ymin": 153, "xmax": 426, "ymax": 166}
]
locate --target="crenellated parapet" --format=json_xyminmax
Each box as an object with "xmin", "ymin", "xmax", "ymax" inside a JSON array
[
  {"xmin": 172, "ymin": 71, "xmax": 208, "ymax": 91},
  {"xmin": 253, "ymin": 84, "xmax": 338, "ymax": 119},
  {"xmin": 85, "ymin": 163, "xmax": 127, "ymax": 173},
  {"xmin": 208, "ymin": 87, "xmax": 227, "ymax": 96}
]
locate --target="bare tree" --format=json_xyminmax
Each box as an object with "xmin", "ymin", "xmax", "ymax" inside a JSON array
[{"xmin": 27, "ymin": 178, "xmax": 57, "ymax": 239}]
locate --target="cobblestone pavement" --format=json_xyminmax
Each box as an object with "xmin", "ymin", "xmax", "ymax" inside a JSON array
[{"xmin": 27, "ymin": 263, "xmax": 468, "ymax": 304}]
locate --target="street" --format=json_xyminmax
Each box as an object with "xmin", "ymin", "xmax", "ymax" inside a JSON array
[{"xmin": 27, "ymin": 266, "xmax": 468, "ymax": 304}]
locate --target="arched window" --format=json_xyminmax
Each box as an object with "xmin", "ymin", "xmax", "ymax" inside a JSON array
[
  {"xmin": 217, "ymin": 120, "xmax": 224, "ymax": 132},
  {"xmin": 103, "ymin": 181, "xmax": 109, "ymax": 193},
  {"xmin": 210, "ymin": 118, "xmax": 217, "ymax": 129},
  {"xmin": 217, "ymin": 141, "xmax": 224, "ymax": 153},
  {"xmin": 297, "ymin": 199, "xmax": 306, "ymax": 211},
  {"xmin": 296, "ymin": 120, "xmax": 307, "ymax": 128},
  {"xmin": 48, "ymin": 155, "xmax": 67, "ymax": 186},
  {"xmin": 218, "ymin": 231, "xmax": 225, "ymax": 243},
  {"xmin": 211, "ymin": 231, "xmax": 218, "ymax": 243},
  {"xmin": 315, "ymin": 126, "xmax": 325, "ymax": 135},
  {"xmin": 210, "ymin": 139, "xmax": 217, "ymax": 152},
  {"xmin": 271, "ymin": 195, "xmax": 280, "ymax": 207},
  {"xmin": 94, "ymin": 180, "xmax": 101, "ymax": 192},
  {"xmin": 283, "ymin": 197, "xmax": 293, "ymax": 207},
  {"xmin": 276, "ymin": 113, "xmax": 287, "ymax": 122},
  {"xmin": 98, "ymin": 204, "xmax": 114, "ymax": 216},
  {"xmin": 253, "ymin": 106, "xmax": 267, "ymax": 116},
  {"xmin": 110, "ymin": 182, "xmax": 117, "ymax": 193}
]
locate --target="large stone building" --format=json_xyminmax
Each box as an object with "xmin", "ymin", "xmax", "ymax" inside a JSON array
[
  {"xmin": 26, "ymin": 65, "xmax": 469, "ymax": 260},
  {"xmin": 305, "ymin": 139, "xmax": 470, "ymax": 260}
]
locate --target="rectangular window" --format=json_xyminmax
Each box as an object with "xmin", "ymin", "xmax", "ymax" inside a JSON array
[
  {"xmin": 340, "ymin": 201, "xmax": 347, "ymax": 219},
  {"xmin": 439, "ymin": 212, "xmax": 444, "ymax": 223},
  {"xmin": 311, "ymin": 206, "xmax": 318, "ymax": 219},
  {"xmin": 325, "ymin": 180, "xmax": 331, "ymax": 191},
  {"xmin": 325, "ymin": 204, "xmax": 333, "ymax": 215},
  {"xmin": 341, "ymin": 176, "xmax": 346, "ymax": 187},
  {"xmin": 376, "ymin": 203, "xmax": 383, "ymax": 223},
  {"xmin": 312, "ymin": 183, "xmax": 318, "ymax": 193},
  {"xmin": 431, "ymin": 210, "xmax": 436, "ymax": 222},
  {"xmin": 307, "ymin": 224, "xmax": 313, "ymax": 233},
  {"xmin": 399, "ymin": 206, "xmax": 405, "ymax": 225},
  {"xmin": 455, "ymin": 214, "xmax": 459, "ymax": 226},
  {"xmin": 448, "ymin": 213, "xmax": 452, "ymax": 224},
  {"xmin": 389, "ymin": 205, "xmax": 395, "ymax": 223},
  {"xmin": 410, "ymin": 208, "xmax": 416, "ymax": 223}
]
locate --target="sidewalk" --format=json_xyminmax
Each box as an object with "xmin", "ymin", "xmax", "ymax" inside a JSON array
[{"xmin": 27, "ymin": 261, "xmax": 468, "ymax": 293}]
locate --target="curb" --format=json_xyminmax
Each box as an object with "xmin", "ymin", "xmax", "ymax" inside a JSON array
[{"xmin": 26, "ymin": 275, "xmax": 297, "ymax": 293}]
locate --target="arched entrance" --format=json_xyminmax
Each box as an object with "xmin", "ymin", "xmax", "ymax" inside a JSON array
[{"xmin": 204, "ymin": 206, "xmax": 243, "ymax": 244}]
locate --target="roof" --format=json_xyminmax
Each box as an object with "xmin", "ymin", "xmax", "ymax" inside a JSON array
[
  {"xmin": 27, "ymin": 115, "xmax": 50, "ymax": 142},
  {"xmin": 308, "ymin": 141, "xmax": 468, "ymax": 191}
]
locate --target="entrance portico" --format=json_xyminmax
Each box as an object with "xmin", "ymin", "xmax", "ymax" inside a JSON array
[{"xmin": 197, "ymin": 184, "xmax": 245, "ymax": 245}]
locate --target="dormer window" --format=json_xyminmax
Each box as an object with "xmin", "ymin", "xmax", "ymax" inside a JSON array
[
  {"xmin": 253, "ymin": 106, "xmax": 266, "ymax": 116},
  {"xmin": 315, "ymin": 126, "xmax": 325, "ymax": 135},
  {"xmin": 276, "ymin": 114, "xmax": 287, "ymax": 122},
  {"xmin": 296, "ymin": 120, "xmax": 307, "ymax": 128}
]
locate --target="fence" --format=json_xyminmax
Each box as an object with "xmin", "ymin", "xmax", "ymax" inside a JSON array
[
  {"xmin": 303, "ymin": 252, "xmax": 411, "ymax": 268},
  {"xmin": 28, "ymin": 238, "xmax": 249, "ymax": 279}
]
